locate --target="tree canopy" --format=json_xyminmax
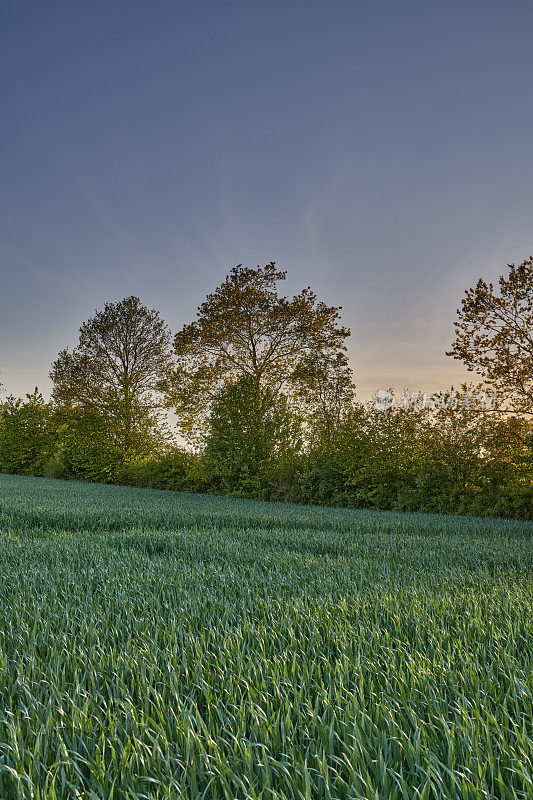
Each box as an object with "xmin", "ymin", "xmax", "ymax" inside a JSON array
[
  {"xmin": 164, "ymin": 263, "xmax": 351, "ymax": 440},
  {"xmin": 447, "ymin": 258, "xmax": 533, "ymax": 415},
  {"xmin": 51, "ymin": 296, "xmax": 172, "ymax": 459}
]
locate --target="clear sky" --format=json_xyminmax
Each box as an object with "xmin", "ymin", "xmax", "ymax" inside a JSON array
[{"xmin": 1, "ymin": 0, "xmax": 532, "ymax": 402}]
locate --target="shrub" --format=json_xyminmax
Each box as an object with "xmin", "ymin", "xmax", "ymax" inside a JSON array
[
  {"xmin": 0, "ymin": 390, "xmax": 58, "ymax": 476},
  {"xmin": 119, "ymin": 449, "xmax": 206, "ymax": 492}
]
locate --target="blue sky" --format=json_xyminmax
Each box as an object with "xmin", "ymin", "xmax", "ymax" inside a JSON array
[{"xmin": 1, "ymin": 0, "xmax": 532, "ymax": 401}]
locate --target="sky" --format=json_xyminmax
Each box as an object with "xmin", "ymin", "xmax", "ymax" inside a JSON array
[{"xmin": 1, "ymin": 0, "xmax": 533, "ymax": 403}]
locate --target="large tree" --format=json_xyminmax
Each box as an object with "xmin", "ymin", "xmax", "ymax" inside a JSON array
[
  {"xmin": 447, "ymin": 258, "xmax": 533, "ymax": 415},
  {"xmin": 163, "ymin": 263, "xmax": 351, "ymax": 440},
  {"xmin": 51, "ymin": 296, "xmax": 172, "ymax": 459}
]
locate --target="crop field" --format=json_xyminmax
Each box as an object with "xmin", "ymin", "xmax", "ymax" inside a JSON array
[{"xmin": 0, "ymin": 475, "xmax": 531, "ymax": 799}]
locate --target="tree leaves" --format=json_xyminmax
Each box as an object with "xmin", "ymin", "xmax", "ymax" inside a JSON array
[
  {"xmin": 50, "ymin": 297, "xmax": 172, "ymax": 460},
  {"xmin": 163, "ymin": 263, "xmax": 351, "ymax": 441},
  {"xmin": 447, "ymin": 258, "xmax": 533, "ymax": 415}
]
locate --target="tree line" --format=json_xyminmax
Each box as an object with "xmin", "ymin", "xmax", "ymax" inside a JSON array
[{"xmin": 1, "ymin": 260, "xmax": 532, "ymax": 519}]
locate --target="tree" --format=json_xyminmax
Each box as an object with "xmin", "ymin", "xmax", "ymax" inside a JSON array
[
  {"xmin": 447, "ymin": 258, "xmax": 533, "ymax": 415},
  {"xmin": 203, "ymin": 374, "xmax": 302, "ymax": 493},
  {"xmin": 51, "ymin": 296, "xmax": 172, "ymax": 460},
  {"xmin": 164, "ymin": 263, "xmax": 350, "ymax": 441}
]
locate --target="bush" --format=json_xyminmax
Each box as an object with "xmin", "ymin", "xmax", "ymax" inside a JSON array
[
  {"xmin": 119, "ymin": 449, "xmax": 206, "ymax": 492},
  {"xmin": 57, "ymin": 410, "xmax": 125, "ymax": 483},
  {"xmin": 0, "ymin": 390, "xmax": 59, "ymax": 476}
]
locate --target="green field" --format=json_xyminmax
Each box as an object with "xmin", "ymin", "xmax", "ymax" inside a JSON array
[{"xmin": 0, "ymin": 475, "xmax": 531, "ymax": 799}]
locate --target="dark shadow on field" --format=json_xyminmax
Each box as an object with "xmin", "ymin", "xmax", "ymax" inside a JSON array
[
  {"xmin": 2, "ymin": 508, "xmax": 531, "ymax": 578},
  {"xmin": 4, "ymin": 505, "xmax": 531, "ymax": 536},
  {"xmin": 1, "ymin": 507, "xmax": 354, "ymax": 536},
  {"xmin": 106, "ymin": 530, "xmax": 351, "ymax": 562},
  {"xmin": 101, "ymin": 530, "xmax": 533, "ymax": 580},
  {"xmin": 1, "ymin": 508, "xmax": 530, "ymax": 586},
  {"xmin": 1, "ymin": 508, "xmax": 359, "ymax": 562}
]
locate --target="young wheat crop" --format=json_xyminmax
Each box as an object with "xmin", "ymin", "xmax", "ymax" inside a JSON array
[{"xmin": 0, "ymin": 474, "xmax": 531, "ymax": 799}]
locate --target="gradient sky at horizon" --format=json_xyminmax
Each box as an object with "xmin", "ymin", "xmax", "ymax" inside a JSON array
[{"xmin": 1, "ymin": 0, "xmax": 533, "ymax": 403}]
